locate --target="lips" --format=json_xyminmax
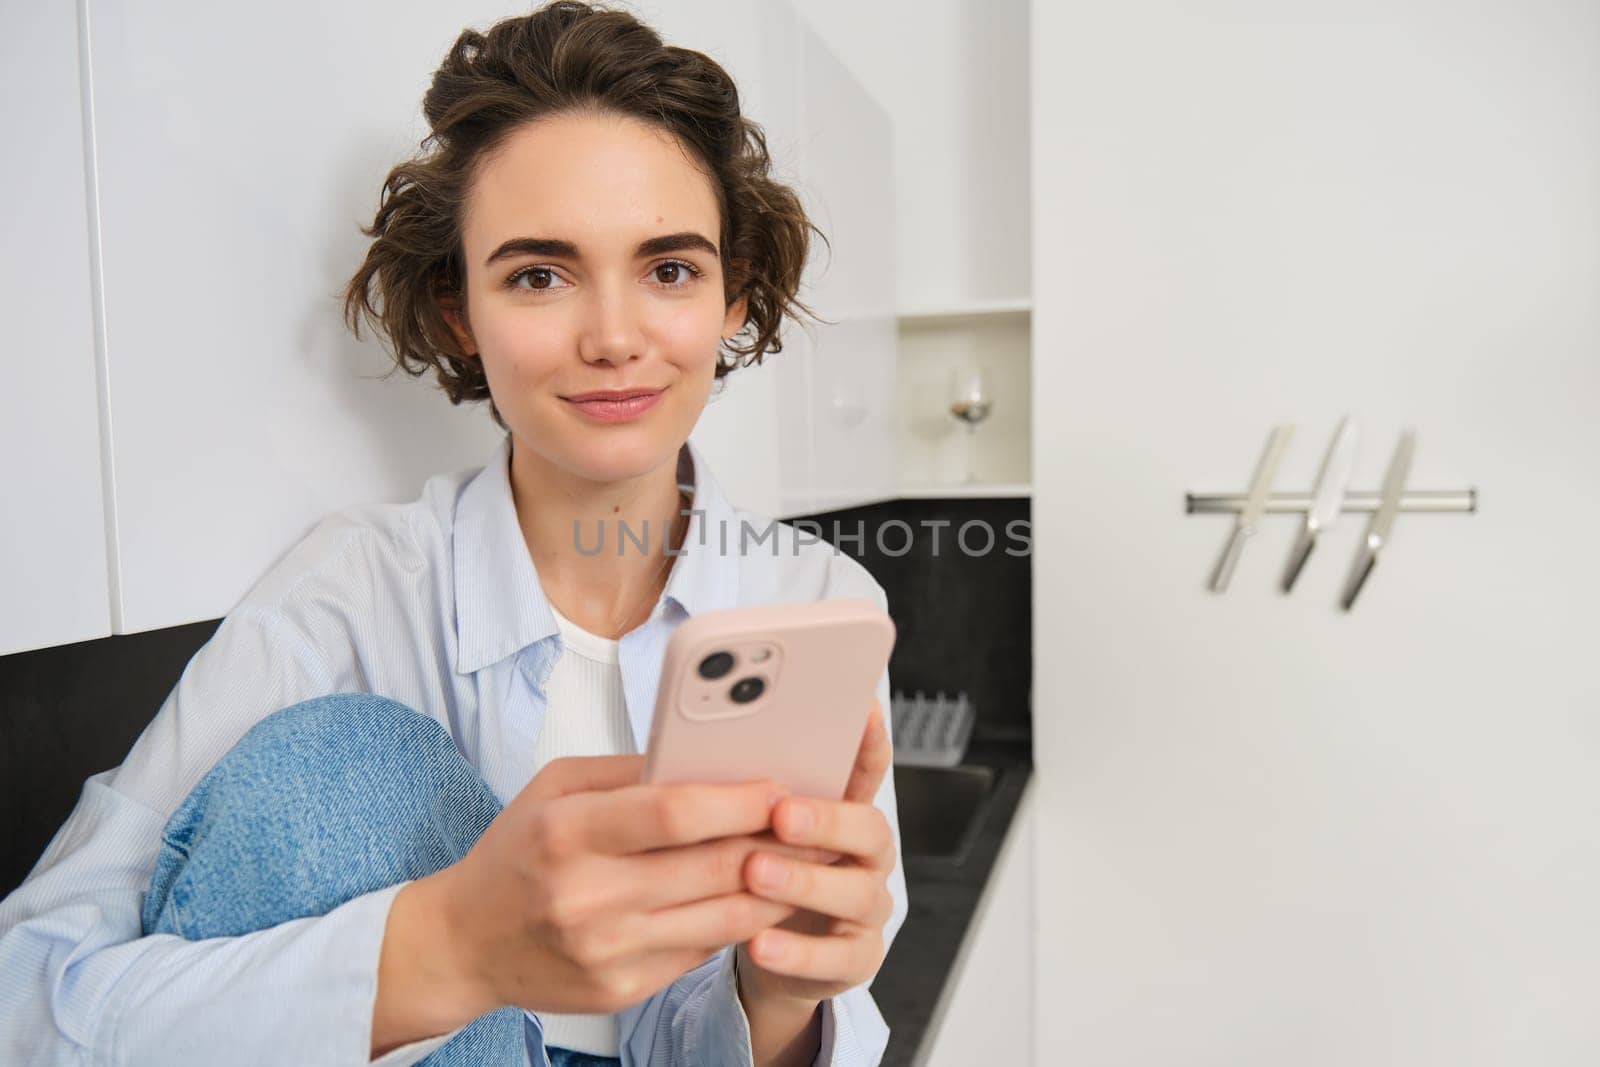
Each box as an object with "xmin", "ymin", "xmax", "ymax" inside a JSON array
[
  {"xmin": 564, "ymin": 388, "xmax": 662, "ymax": 402},
  {"xmin": 562, "ymin": 387, "xmax": 666, "ymax": 423}
]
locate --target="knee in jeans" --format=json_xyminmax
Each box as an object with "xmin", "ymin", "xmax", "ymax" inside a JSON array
[{"xmin": 229, "ymin": 692, "xmax": 451, "ymax": 779}]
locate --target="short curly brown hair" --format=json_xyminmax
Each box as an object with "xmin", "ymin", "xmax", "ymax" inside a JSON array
[{"xmin": 342, "ymin": 0, "xmax": 825, "ymax": 431}]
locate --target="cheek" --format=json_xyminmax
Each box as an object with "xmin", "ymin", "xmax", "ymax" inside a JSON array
[
  {"xmin": 660, "ymin": 303, "xmax": 727, "ymax": 375},
  {"xmin": 473, "ymin": 315, "xmax": 565, "ymax": 388}
]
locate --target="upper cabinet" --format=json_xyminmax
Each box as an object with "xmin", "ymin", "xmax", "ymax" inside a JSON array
[
  {"xmin": 790, "ymin": 7, "xmax": 898, "ymax": 514},
  {"xmin": 791, "ymin": 0, "xmax": 1031, "ymax": 313},
  {"xmin": 0, "ymin": 2, "xmax": 113, "ymax": 657},
  {"xmin": 761, "ymin": 0, "xmax": 899, "ymax": 516}
]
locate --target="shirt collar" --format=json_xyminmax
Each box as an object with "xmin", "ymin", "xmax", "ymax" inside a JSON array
[{"xmin": 452, "ymin": 432, "xmax": 740, "ymax": 675}]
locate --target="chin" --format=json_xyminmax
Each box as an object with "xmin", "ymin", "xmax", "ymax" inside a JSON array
[
  {"xmin": 565, "ymin": 431, "xmax": 687, "ymax": 485},
  {"xmin": 513, "ymin": 397, "xmax": 699, "ymax": 481}
]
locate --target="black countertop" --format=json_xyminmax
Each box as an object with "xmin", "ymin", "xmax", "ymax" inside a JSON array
[{"xmin": 870, "ymin": 735, "xmax": 1034, "ymax": 1066}]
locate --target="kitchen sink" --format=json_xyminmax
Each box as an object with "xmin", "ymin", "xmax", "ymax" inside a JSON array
[{"xmin": 892, "ymin": 763, "xmax": 997, "ymax": 863}]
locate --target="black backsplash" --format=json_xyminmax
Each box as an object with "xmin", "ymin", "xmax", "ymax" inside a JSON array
[
  {"xmin": 787, "ymin": 495, "xmax": 1033, "ymax": 742},
  {"xmin": 2, "ymin": 496, "xmax": 1031, "ymax": 896}
]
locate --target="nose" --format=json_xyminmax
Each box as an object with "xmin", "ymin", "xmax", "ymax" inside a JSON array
[{"xmin": 576, "ymin": 279, "xmax": 644, "ymax": 368}]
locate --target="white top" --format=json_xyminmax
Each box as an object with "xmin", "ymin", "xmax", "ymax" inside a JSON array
[
  {"xmin": 530, "ymin": 601, "xmax": 633, "ymax": 1056},
  {"xmin": 0, "ymin": 432, "xmax": 907, "ymax": 1066}
]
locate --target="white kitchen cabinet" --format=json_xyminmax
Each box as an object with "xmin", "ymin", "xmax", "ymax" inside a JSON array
[
  {"xmin": 757, "ymin": 0, "xmax": 899, "ymax": 517},
  {"xmin": 1031, "ymin": 2, "xmax": 1600, "ymax": 1063},
  {"xmin": 1, "ymin": 2, "xmax": 113, "ymax": 656},
  {"xmin": 794, "ymin": 0, "xmax": 1032, "ymax": 316},
  {"xmin": 918, "ymin": 782, "xmax": 1037, "ymax": 1066}
]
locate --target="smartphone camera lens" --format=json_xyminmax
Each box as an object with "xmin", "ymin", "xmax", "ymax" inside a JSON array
[
  {"xmin": 729, "ymin": 676, "xmax": 765, "ymax": 704},
  {"xmin": 698, "ymin": 651, "xmax": 735, "ymax": 680}
]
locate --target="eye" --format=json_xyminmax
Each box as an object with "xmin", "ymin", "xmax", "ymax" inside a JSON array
[
  {"xmin": 651, "ymin": 259, "xmax": 704, "ymax": 288},
  {"xmin": 505, "ymin": 265, "xmax": 571, "ymax": 293},
  {"xmin": 503, "ymin": 259, "xmax": 705, "ymax": 295}
]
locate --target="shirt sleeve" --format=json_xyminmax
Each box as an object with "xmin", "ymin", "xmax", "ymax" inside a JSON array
[
  {"xmin": 0, "ymin": 538, "xmax": 447, "ymax": 1065},
  {"xmin": 618, "ymin": 568, "xmax": 909, "ymax": 1066}
]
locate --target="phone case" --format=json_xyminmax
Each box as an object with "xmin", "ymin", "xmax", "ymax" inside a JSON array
[{"xmin": 642, "ymin": 598, "xmax": 896, "ymax": 801}]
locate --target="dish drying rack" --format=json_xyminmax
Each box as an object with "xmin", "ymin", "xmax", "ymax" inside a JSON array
[{"xmin": 889, "ymin": 690, "xmax": 975, "ymax": 767}]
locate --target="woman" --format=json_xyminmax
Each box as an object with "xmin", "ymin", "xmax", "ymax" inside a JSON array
[{"xmin": 0, "ymin": 3, "xmax": 907, "ymax": 1065}]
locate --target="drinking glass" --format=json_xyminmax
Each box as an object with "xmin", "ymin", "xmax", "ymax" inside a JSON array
[{"xmin": 947, "ymin": 366, "xmax": 992, "ymax": 484}]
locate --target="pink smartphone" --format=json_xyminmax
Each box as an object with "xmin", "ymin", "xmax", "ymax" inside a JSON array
[{"xmin": 642, "ymin": 598, "xmax": 896, "ymax": 800}]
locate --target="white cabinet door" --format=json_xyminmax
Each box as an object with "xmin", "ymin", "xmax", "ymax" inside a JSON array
[
  {"xmin": 791, "ymin": 4, "xmax": 898, "ymax": 514},
  {"xmin": 1, "ymin": 3, "xmax": 113, "ymax": 656},
  {"xmin": 921, "ymin": 784, "xmax": 1036, "ymax": 1066},
  {"xmin": 1032, "ymin": 2, "xmax": 1600, "ymax": 1063}
]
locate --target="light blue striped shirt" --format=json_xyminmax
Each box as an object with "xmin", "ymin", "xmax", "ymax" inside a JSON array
[{"xmin": 0, "ymin": 432, "xmax": 907, "ymax": 1065}]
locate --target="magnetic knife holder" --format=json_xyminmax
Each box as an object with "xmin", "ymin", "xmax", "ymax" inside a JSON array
[
  {"xmin": 1187, "ymin": 418, "xmax": 1478, "ymax": 608},
  {"xmin": 1186, "ymin": 484, "xmax": 1476, "ymax": 609},
  {"xmin": 1185, "ymin": 490, "xmax": 1477, "ymax": 515}
]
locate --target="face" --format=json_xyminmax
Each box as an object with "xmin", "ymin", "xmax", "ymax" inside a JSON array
[{"xmin": 443, "ymin": 109, "xmax": 748, "ymax": 485}]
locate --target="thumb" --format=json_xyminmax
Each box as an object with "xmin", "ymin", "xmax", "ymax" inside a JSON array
[
  {"xmin": 524, "ymin": 753, "xmax": 646, "ymax": 802},
  {"xmin": 842, "ymin": 698, "xmax": 892, "ymax": 805}
]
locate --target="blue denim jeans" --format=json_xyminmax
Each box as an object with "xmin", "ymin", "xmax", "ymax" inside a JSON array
[{"xmin": 139, "ymin": 693, "xmax": 623, "ymax": 1067}]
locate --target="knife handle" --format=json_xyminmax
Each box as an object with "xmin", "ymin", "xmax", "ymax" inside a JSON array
[
  {"xmin": 1280, "ymin": 529, "xmax": 1316, "ymax": 593},
  {"xmin": 1341, "ymin": 547, "xmax": 1377, "ymax": 610},
  {"xmin": 1210, "ymin": 526, "xmax": 1251, "ymax": 592}
]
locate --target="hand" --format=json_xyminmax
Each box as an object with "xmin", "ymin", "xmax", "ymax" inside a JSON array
[
  {"xmin": 735, "ymin": 699, "xmax": 898, "ymax": 1008},
  {"xmin": 381, "ymin": 753, "xmax": 831, "ymax": 1042}
]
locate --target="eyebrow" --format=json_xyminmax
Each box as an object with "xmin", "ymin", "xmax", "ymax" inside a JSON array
[{"xmin": 484, "ymin": 231, "xmax": 719, "ymax": 267}]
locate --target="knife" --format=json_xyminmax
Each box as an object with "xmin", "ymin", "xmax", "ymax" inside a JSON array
[
  {"xmin": 1210, "ymin": 423, "xmax": 1295, "ymax": 593},
  {"xmin": 1281, "ymin": 416, "xmax": 1359, "ymax": 592},
  {"xmin": 1340, "ymin": 429, "xmax": 1415, "ymax": 610}
]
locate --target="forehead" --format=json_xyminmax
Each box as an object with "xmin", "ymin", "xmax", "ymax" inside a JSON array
[{"xmin": 461, "ymin": 110, "xmax": 722, "ymax": 257}]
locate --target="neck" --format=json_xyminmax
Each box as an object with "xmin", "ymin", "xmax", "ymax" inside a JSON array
[{"xmin": 508, "ymin": 435, "xmax": 690, "ymax": 639}]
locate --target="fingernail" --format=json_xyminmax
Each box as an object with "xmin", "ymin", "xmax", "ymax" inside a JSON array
[
  {"xmin": 757, "ymin": 931, "xmax": 787, "ymax": 963},
  {"xmin": 784, "ymin": 799, "xmax": 814, "ymax": 835},
  {"xmin": 754, "ymin": 855, "xmax": 789, "ymax": 888}
]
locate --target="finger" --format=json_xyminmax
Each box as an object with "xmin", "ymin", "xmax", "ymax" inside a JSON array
[
  {"xmin": 630, "ymin": 891, "xmax": 800, "ymax": 955},
  {"xmin": 633, "ymin": 835, "xmax": 840, "ymax": 908},
  {"xmin": 772, "ymin": 795, "xmax": 894, "ymax": 868},
  {"xmin": 746, "ymin": 925, "xmax": 882, "ymax": 983},
  {"xmin": 741, "ymin": 829, "xmax": 839, "ymax": 867},
  {"xmin": 524, "ymin": 754, "xmax": 647, "ymax": 802},
  {"xmin": 743, "ymin": 851, "xmax": 890, "ymax": 926},
  {"xmin": 576, "ymin": 833, "xmax": 837, "ymax": 916},
  {"xmin": 841, "ymin": 699, "xmax": 892, "ymax": 806},
  {"xmin": 568, "ymin": 778, "xmax": 787, "ymax": 854}
]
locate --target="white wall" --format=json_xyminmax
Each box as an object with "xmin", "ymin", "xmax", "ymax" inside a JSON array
[
  {"xmin": 1032, "ymin": 1, "xmax": 1600, "ymax": 1063},
  {"xmin": 0, "ymin": 2, "xmax": 113, "ymax": 656}
]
